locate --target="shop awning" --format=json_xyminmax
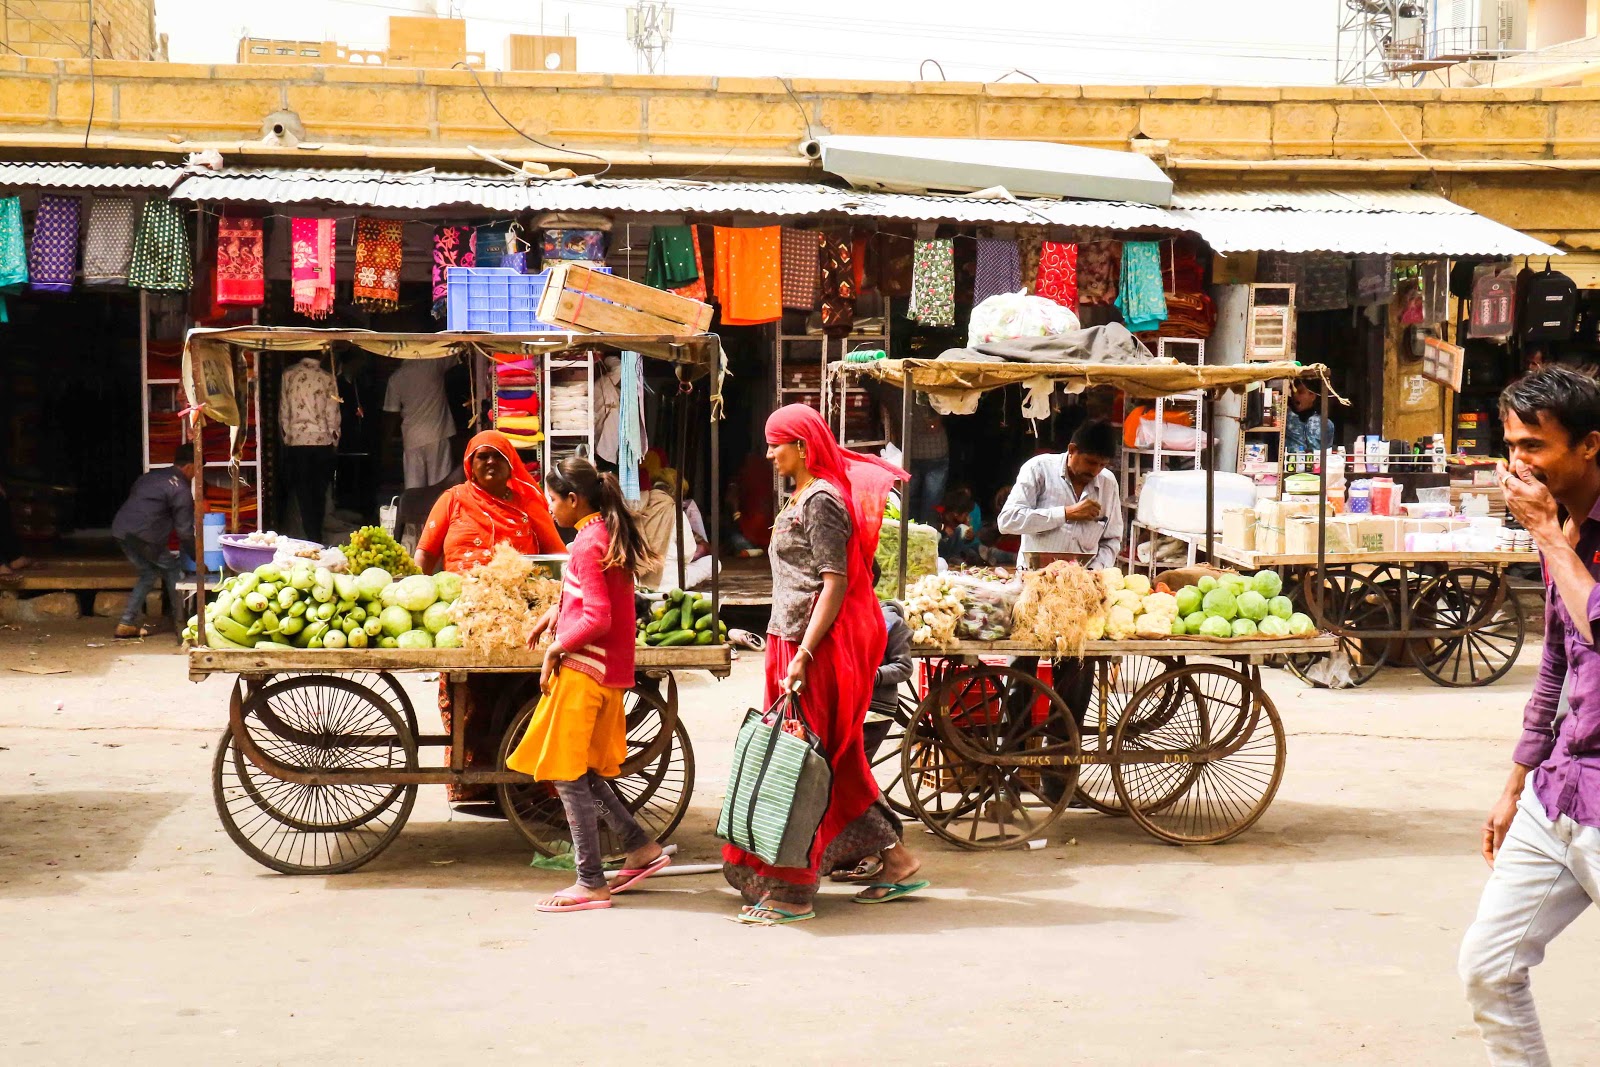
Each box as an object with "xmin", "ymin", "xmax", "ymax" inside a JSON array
[
  {"xmin": 838, "ymin": 357, "xmax": 1327, "ymax": 404},
  {"xmin": 0, "ymin": 161, "xmax": 188, "ymax": 190},
  {"xmin": 1167, "ymin": 186, "xmax": 1560, "ymax": 257}
]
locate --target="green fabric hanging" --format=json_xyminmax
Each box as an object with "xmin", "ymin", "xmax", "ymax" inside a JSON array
[
  {"xmin": 127, "ymin": 199, "xmax": 193, "ymax": 292},
  {"xmin": 0, "ymin": 196, "xmax": 26, "ymax": 322},
  {"xmin": 645, "ymin": 226, "xmax": 699, "ymax": 289}
]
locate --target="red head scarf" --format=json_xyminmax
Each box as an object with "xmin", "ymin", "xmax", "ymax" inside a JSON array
[
  {"xmin": 763, "ymin": 404, "xmax": 908, "ymax": 565},
  {"xmin": 463, "ymin": 429, "xmax": 563, "ymax": 555}
]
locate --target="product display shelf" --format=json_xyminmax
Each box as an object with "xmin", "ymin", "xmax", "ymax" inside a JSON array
[
  {"xmin": 1122, "ymin": 339, "xmax": 1206, "ymax": 574},
  {"xmin": 541, "ymin": 350, "xmax": 597, "ymax": 478}
]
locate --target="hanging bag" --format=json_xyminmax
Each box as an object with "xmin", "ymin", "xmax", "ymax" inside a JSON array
[{"xmin": 716, "ymin": 691, "xmax": 833, "ymax": 868}]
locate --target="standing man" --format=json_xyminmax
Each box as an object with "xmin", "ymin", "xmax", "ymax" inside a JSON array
[
  {"xmin": 383, "ymin": 356, "xmax": 457, "ymax": 491},
  {"xmin": 1460, "ymin": 366, "xmax": 1600, "ymax": 1065},
  {"xmin": 279, "ymin": 354, "xmax": 340, "ymax": 544},
  {"xmin": 998, "ymin": 419, "xmax": 1122, "ymax": 570},
  {"xmin": 110, "ymin": 442, "xmax": 195, "ymax": 639}
]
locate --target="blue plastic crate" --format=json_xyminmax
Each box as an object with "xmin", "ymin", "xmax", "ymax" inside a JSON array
[{"xmin": 446, "ymin": 265, "xmax": 611, "ymax": 333}]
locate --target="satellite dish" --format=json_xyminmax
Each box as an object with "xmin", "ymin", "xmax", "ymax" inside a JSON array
[{"xmin": 544, "ymin": 51, "xmax": 562, "ymax": 70}]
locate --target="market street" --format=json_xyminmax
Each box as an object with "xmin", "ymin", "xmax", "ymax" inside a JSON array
[{"xmin": 0, "ymin": 618, "xmax": 1593, "ymax": 1066}]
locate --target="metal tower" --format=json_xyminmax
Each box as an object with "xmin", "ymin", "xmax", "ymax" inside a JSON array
[
  {"xmin": 627, "ymin": 1, "xmax": 674, "ymax": 74},
  {"xmin": 1335, "ymin": 0, "xmax": 1425, "ymax": 86}
]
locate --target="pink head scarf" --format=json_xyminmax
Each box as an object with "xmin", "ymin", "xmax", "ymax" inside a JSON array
[{"xmin": 763, "ymin": 404, "xmax": 908, "ymax": 563}]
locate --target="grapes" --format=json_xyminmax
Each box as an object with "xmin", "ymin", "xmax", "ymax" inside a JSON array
[{"xmin": 341, "ymin": 526, "xmax": 420, "ymax": 577}]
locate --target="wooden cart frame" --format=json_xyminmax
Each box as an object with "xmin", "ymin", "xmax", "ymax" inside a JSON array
[{"xmin": 181, "ymin": 328, "xmax": 730, "ymax": 875}]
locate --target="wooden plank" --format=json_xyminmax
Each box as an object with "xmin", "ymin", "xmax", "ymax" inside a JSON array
[
  {"xmin": 555, "ymin": 263, "xmax": 714, "ymax": 331},
  {"xmin": 909, "ymin": 636, "xmax": 1338, "ymax": 658},
  {"xmin": 546, "ymin": 288, "xmax": 692, "ymax": 337},
  {"xmin": 537, "ymin": 263, "xmax": 713, "ymax": 337},
  {"xmin": 188, "ymin": 644, "xmax": 733, "ymax": 677}
]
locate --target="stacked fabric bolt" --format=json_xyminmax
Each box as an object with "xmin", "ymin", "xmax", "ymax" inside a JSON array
[{"xmin": 546, "ymin": 382, "xmax": 590, "ymax": 433}]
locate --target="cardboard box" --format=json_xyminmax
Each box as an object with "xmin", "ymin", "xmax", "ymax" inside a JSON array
[
  {"xmin": 1355, "ymin": 517, "xmax": 1401, "ymax": 552},
  {"xmin": 536, "ymin": 262, "xmax": 714, "ymax": 337},
  {"xmin": 1222, "ymin": 507, "xmax": 1256, "ymax": 553},
  {"xmin": 1287, "ymin": 516, "xmax": 1359, "ymax": 555}
]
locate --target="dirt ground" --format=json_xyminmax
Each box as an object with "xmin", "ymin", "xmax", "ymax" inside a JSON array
[{"xmin": 1, "ymin": 618, "xmax": 1596, "ymax": 1066}]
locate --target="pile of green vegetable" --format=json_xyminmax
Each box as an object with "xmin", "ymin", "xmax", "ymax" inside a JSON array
[
  {"xmin": 638, "ymin": 589, "xmax": 727, "ymax": 647},
  {"xmin": 340, "ymin": 525, "xmax": 420, "ymax": 577},
  {"xmin": 187, "ymin": 563, "xmax": 463, "ymax": 650},
  {"xmin": 1168, "ymin": 569, "xmax": 1316, "ymax": 638}
]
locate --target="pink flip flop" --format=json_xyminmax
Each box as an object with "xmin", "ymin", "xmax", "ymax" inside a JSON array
[
  {"xmin": 608, "ymin": 853, "xmax": 672, "ymax": 894},
  {"xmin": 536, "ymin": 893, "xmax": 613, "ymax": 913}
]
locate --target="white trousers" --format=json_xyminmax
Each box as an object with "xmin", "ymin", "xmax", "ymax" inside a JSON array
[
  {"xmin": 402, "ymin": 438, "xmax": 453, "ymax": 490},
  {"xmin": 1460, "ymin": 779, "xmax": 1600, "ymax": 1066}
]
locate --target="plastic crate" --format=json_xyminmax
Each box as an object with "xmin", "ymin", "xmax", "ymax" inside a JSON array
[{"xmin": 446, "ymin": 266, "xmax": 610, "ymax": 334}]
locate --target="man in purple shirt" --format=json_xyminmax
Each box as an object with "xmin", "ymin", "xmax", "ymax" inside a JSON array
[{"xmin": 1460, "ymin": 366, "xmax": 1600, "ymax": 1065}]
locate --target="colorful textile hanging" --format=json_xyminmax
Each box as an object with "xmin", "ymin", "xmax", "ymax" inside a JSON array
[
  {"xmin": 1115, "ymin": 241, "xmax": 1168, "ymax": 334},
  {"xmin": 0, "ymin": 196, "xmax": 25, "ymax": 321},
  {"xmin": 290, "ymin": 218, "xmax": 336, "ymax": 320},
  {"xmin": 871, "ymin": 226, "xmax": 913, "ymax": 297},
  {"xmin": 431, "ymin": 225, "xmax": 475, "ymax": 322},
  {"xmin": 1076, "ymin": 240, "xmax": 1120, "ymax": 306},
  {"xmin": 214, "ymin": 212, "xmax": 264, "ymax": 306},
  {"xmin": 82, "ymin": 198, "xmax": 135, "ymax": 286},
  {"xmin": 27, "ymin": 194, "xmax": 80, "ymax": 294},
  {"xmin": 711, "ymin": 226, "xmax": 781, "ymax": 326},
  {"xmin": 352, "ymin": 217, "xmax": 403, "ymax": 313},
  {"xmin": 646, "ymin": 225, "xmax": 699, "ymax": 290},
  {"xmin": 1297, "ymin": 252, "xmax": 1350, "ymax": 313},
  {"xmin": 909, "ymin": 238, "xmax": 955, "ymax": 327},
  {"xmin": 972, "ymin": 237, "xmax": 1022, "ymax": 304},
  {"xmin": 670, "ymin": 227, "xmax": 706, "ymax": 302},
  {"xmin": 780, "ymin": 228, "xmax": 821, "ymax": 310},
  {"xmin": 1034, "ymin": 241, "xmax": 1078, "ymax": 307},
  {"xmin": 819, "ymin": 229, "xmax": 857, "ymax": 336},
  {"xmin": 127, "ymin": 199, "xmax": 192, "ymax": 292},
  {"xmin": 618, "ymin": 350, "xmax": 645, "ymax": 502},
  {"xmin": 1017, "ymin": 230, "xmax": 1044, "ymax": 296}
]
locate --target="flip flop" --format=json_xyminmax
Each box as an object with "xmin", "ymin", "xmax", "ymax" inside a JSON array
[
  {"xmin": 536, "ymin": 893, "xmax": 613, "ymax": 913},
  {"xmin": 828, "ymin": 857, "xmax": 885, "ymax": 884},
  {"xmin": 853, "ymin": 880, "xmax": 930, "ymax": 905},
  {"xmin": 730, "ymin": 905, "xmax": 814, "ymax": 926},
  {"xmin": 608, "ymin": 853, "xmax": 671, "ymax": 894},
  {"xmin": 728, "ymin": 629, "xmax": 766, "ymax": 652}
]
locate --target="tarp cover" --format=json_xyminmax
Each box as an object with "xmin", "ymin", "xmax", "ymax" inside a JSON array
[
  {"xmin": 944, "ymin": 324, "xmax": 1155, "ymax": 366},
  {"xmin": 837, "ymin": 356, "xmax": 1327, "ymax": 403}
]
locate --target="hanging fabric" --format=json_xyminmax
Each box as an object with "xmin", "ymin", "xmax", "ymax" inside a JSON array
[
  {"xmin": 0, "ymin": 196, "xmax": 25, "ymax": 322},
  {"xmin": 500, "ymin": 224, "xmax": 529, "ymax": 274},
  {"xmin": 27, "ymin": 194, "xmax": 80, "ymax": 294},
  {"xmin": 1034, "ymin": 241, "xmax": 1078, "ymax": 307},
  {"xmin": 972, "ymin": 237, "xmax": 1022, "ymax": 305},
  {"xmin": 431, "ymin": 224, "xmax": 475, "ymax": 322},
  {"xmin": 214, "ymin": 212, "xmax": 264, "ymax": 306},
  {"xmin": 127, "ymin": 199, "xmax": 192, "ymax": 292},
  {"xmin": 712, "ymin": 226, "xmax": 782, "ymax": 326},
  {"xmin": 82, "ymin": 197, "xmax": 136, "ymax": 286},
  {"xmin": 779, "ymin": 228, "xmax": 821, "ymax": 311},
  {"xmin": 909, "ymin": 238, "xmax": 955, "ymax": 327},
  {"xmin": 1349, "ymin": 254, "xmax": 1394, "ymax": 306},
  {"xmin": 474, "ymin": 222, "xmax": 513, "ymax": 269},
  {"xmin": 1017, "ymin": 229, "xmax": 1045, "ymax": 296},
  {"xmin": 646, "ymin": 225, "xmax": 699, "ymax": 290},
  {"xmin": 618, "ymin": 351, "xmax": 645, "ymax": 501},
  {"xmin": 819, "ymin": 229, "xmax": 857, "ymax": 337},
  {"xmin": 1115, "ymin": 241, "xmax": 1168, "ymax": 333},
  {"xmin": 352, "ymin": 217, "xmax": 403, "ymax": 313},
  {"xmin": 669, "ymin": 226, "xmax": 707, "ymax": 302},
  {"xmin": 872, "ymin": 225, "xmax": 914, "ymax": 297},
  {"xmin": 1297, "ymin": 252, "xmax": 1350, "ymax": 313},
  {"xmin": 1075, "ymin": 240, "xmax": 1121, "ymax": 305},
  {"xmin": 290, "ymin": 217, "xmax": 336, "ymax": 320}
]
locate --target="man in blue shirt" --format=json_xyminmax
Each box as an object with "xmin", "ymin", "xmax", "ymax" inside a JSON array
[{"xmin": 110, "ymin": 443, "xmax": 196, "ymax": 639}]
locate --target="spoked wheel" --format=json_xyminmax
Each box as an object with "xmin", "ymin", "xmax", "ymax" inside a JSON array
[
  {"xmin": 1111, "ymin": 665, "xmax": 1286, "ymax": 845},
  {"xmin": 901, "ymin": 665, "xmax": 1080, "ymax": 850},
  {"xmin": 497, "ymin": 684, "xmax": 695, "ymax": 859},
  {"xmin": 1286, "ymin": 567, "xmax": 1395, "ymax": 687},
  {"xmin": 212, "ymin": 676, "xmax": 419, "ymax": 875},
  {"xmin": 867, "ymin": 682, "xmax": 919, "ymax": 818},
  {"xmin": 264, "ymin": 671, "xmax": 419, "ymax": 738},
  {"xmin": 1411, "ymin": 568, "xmax": 1526, "ymax": 687},
  {"xmin": 1076, "ymin": 656, "xmax": 1182, "ymax": 815}
]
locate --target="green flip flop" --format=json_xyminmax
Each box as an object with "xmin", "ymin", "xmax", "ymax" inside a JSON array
[{"xmin": 853, "ymin": 879, "xmax": 931, "ymax": 904}]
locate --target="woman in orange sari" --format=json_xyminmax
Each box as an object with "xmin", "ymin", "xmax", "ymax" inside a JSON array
[{"xmin": 415, "ymin": 430, "xmax": 566, "ymax": 805}]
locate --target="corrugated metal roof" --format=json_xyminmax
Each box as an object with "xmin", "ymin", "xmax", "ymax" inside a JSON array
[
  {"xmin": 1170, "ymin": 207, "xmax": 1559, "ymax": 256},
  {"xmin": 1169, "ymin": 186, "xmax": 1474, "ymax": 214},
  {"xmin": 0, "ymin": 161, "xmax": 186, "ymax": 190}
]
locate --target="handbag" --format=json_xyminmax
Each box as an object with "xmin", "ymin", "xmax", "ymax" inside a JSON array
[{"xmin": 716, "ymin": 692, "xmax": 833, "ymax": 868}]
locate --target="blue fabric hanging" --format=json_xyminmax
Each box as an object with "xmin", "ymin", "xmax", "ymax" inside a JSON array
[
  {"xmin": 1115, "ymin": 240, "xmax": 1168, "ymax": 334},
  {"xmin": 618, "ymin": 350, "xmax": 644, "ymax": 501}
]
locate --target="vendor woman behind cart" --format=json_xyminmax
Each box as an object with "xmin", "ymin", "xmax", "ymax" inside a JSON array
[{"xmin": 414, "ymin": 430, "xmax": 566, "ymax": 808}]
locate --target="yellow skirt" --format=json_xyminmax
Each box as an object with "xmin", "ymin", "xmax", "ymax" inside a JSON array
[{"xmin": 505, "ymin": 667, "xmax": 628, "ymax": 782}]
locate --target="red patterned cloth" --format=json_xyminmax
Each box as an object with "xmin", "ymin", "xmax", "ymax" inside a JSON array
[
  {"xmin": 291, "ymin": 218, "xmax": 335, "ymax": 320},
  {"xmin": 215, "ymin": 213, "xmax": 263, "ymax": 307},
  {"xmin": 820, "ymin": 230, "xmax": 857, "ymax": 337},
  {"xmin": 780, "ymin": 228, "xmax": 821, "ymax": 310},
  {"xmin": 1035, "ymin": 241, "xmax": 1078, "ymax": 307},
  {"xmin": 352, "ymin": 217, "xmax": 402, "ymax": 312}
]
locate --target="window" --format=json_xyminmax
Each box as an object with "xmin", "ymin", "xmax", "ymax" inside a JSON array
[
  {"xmin": 275, "ymin": 48, "xmax": 292, "ymax": 54},
  {"xmin": 300, "ymin": 49, "xmax": 320, "ymax": 56},
  {"xmin": 250, "ymin": 45, "xmax": 268, "ymax": 54}
]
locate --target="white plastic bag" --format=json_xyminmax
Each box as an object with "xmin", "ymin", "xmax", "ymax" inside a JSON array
[
  {"xmin": 968, "ymin": 291, "xmax": 1081, "ymax": 347},
  {"xmin": 1134, "ymin": 417, "xmax": 1208, "ymax": 452}
]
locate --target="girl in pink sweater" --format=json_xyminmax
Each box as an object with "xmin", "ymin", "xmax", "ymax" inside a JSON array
[{"xmin": 507, "ymin": 457, "xmax": 665, "ymax": 912}]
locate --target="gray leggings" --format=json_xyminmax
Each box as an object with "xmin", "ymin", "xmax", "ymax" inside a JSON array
[{"xmin": 553, "ymin": 771, "xmax": 654, "ymax": 889}]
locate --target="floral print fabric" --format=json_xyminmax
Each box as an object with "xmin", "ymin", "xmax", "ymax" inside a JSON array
[
  {"xmin": 1035, "ymin": 241, "xmax": 1078, "ymax": 307},
  {"xmin": 820, "ymin": 230, "xmax": 856, "ymax": 337},
  {"xmin": 353, "ymin": 217, "xmax": 403, "ymax": 313},
  {"xmin": 431, "ymin": 225, "xmax": 475, "ymax": 322},
  {"xmin": 291, "ymin": 218, "xmax": 335, "ymax": 320},
  {"xmin": 1076, "ymin": 240, "xmax": 1121, "ymax": 306},
  {"xmin": 909, "ymin": 238, "xmax": 955, "ymax": 327},
  {"xmin": 214, "ymin": 212, "xmax": 264, "ymax": 307}
]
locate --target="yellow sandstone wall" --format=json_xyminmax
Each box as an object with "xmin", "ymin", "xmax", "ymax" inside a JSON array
[{"xmin": 2, "ymin": 0, "xmax": 156, "ymax": 61}]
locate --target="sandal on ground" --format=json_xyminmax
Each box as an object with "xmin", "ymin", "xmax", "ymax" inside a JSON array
[
  {"xmin": 608, "ymin": 853, "xmax": 671, "ymax": 894},
  {"xmin": 730, "ymin": 904, "xmax": 814, "ymax": 926},
  {"xmin": 536, "ymin": 893, "xmax": 613, "ymax": 913},
  {"xmin": 727, "ymin": 629, "xmax": 766, "ymax": 651},
  {"xmin": 828, "ymin": 856, "xmax": 884, "ymax": 884},
  {"xmin": 114, "ymin": 624, "xmax": 151, "ymax": 639},
  {"xmin": 853, "ymin": 880, "xmax": 931, "ymax": 905}
]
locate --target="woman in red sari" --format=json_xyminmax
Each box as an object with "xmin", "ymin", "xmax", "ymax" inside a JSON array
[
  {"xmin": 415, "ymin": 430, "xmax": 566, "ymax": 805},
  {"xmin": 722, "ymin": 405, "xmax": 929, "ymax": 925}
]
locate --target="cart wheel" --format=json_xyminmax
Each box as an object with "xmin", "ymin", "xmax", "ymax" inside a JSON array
[
  {"xmin": 212, "ymin": 676, "xmax": 418, "ymax": 875},
  {"xmin": 260, "ymin": 670, "xmax": 420, "ymax": 738},
  {"xmin": 497, "ymin": 684, "xmax": 695, "ymax": 860},
  {"xmin": 1286, "ymin": 568, "xmax": 1394, "ymax": 687},
  {"xmin": 1111, "ymin": 665, "xmax": 1285, "ymax": 845},
  {"xmin": 1075, "ymin": 656, "xmax": 1182, "ymax": 815},
  {"xmin": 1411, "ymin": 568, "xmax": 1526, "ymax": 687},
  {"xmin": 867, "ymin": 684, "xmax": 918, "ymax": 818},
  {"xmin": 901, "ymin": 665, "xmax": 1079, "ymax": 850}
]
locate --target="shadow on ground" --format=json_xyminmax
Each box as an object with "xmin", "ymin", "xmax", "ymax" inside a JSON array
[{"xmin": 0, "ymin": 790, "xmax": 187, "ymax": 897}]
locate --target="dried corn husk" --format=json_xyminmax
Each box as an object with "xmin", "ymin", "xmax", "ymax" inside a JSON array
[
  {"xmin": 1012, "ymin": 561, "xmax": 1106, "ymax": 655},
  {"xmin": 450, "ymin": 543, "xmax": 563, "ymax": 656}
]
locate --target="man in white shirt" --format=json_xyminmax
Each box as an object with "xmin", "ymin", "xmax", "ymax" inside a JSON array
[
  {"xmin": 278, "ymin": 355, "xmax": 341, "ymax": 543},
  {"xmin": 383, "ymin": 356, "xmax": 457, "ymax": 490},
  {"xmin": 998, "ymin": 420, "xmax": 1122, "ymax": 570}
]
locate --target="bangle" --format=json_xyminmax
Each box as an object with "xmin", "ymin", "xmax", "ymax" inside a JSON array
[{"xmin": 795, "ymin": 647, "xmax": 814, "ymax": 663}]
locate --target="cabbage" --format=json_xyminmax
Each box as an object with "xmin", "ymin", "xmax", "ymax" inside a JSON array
[
  {"xmin": 1197, "ymin": 575, "xmax": 1218, "ymax": 593},
  {"xmin": 433, "ymin": 572, "xmax": 463, "ymax": 604},
  {"xmin": 1183, "ymin": 611, "xmax": 1207, "ymax": 633},
  {"xmin": 1251, "ymin": 569, "xmax": 1284, "ymax": 599},
  {"xmin": 1236, "ymin": 590, "xmax": 1269, "ymax": 621},
  {"xmin": 397, "ymin": 628, "xmax": 434, "ymax": 650},
  {"xmin": 394, "ymin": 574, "xmax": 439, "ymax": 613},
  {"xmin": 379, "ymin": 605, "xmax": 414, "ymax": 638},
  {"xmin": 356, "ymin": 567, "xmax": 392, "ymax": 601},
  {"xmin": 434, "ymin": 624, "xmax": 462, "ymax": 649},
  {"xmin": 1202, "ymin": 588, "xmax": 1238, "ymax": 621},
  {"xmin": 333, "ymin": 573, "xmax": 359, "ymax": 602},
  {"xmin": 1231, "ymin": 618, "xmax": 1258, "ymax": 637},
  {"xmin": 1287, "ymin": 612, "xmax": 1317, "ymax": 636},
  {"xmin": 1123, "ymin": 573, "xmax": 1152, "ymax": 597},
  {"xmin": 1257, "ymin": 615, "xmax": 1291, "ymax": 637},
  {"xmin": 1175, "ymin": 586, "xmax": 1203, "ymax": 616},
  {"xmin": 1220, "ymin": 574, "xmax": 1247, "ymax": 596},
  {"xmin": 380, "ymin": 582, "xmax": 401, "ymax": 607},
  {"xmin": 1199, "ymin": 615, "xmax": 1232, "ymax": 638},
  {"xmin": 421, "ymin": 601, "xmax": 453, "ymax": 634},
  {"xmin": 1268, "ymin": 595, "xmax": 1294, "ymax": 620},
  {"xmin": 1171, "ymin": 616, "xmax": 1188, "ymax": 635}
]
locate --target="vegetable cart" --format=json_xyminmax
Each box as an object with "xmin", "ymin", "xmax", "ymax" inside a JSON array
[
  {"xmin": 837, "ymin": 356, "xmax": 1338, "ymax": 848},
  {"xmin": 180, "ymin": 328, "xmax": 731, "ymax": 874}
]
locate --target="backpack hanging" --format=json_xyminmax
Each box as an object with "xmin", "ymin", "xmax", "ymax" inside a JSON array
[{"xmin": 1522, "ymin": 264, "xmax": 1578, "ymax": 342}]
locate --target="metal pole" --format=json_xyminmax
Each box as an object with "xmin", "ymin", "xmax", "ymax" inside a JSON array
[
  {"xmin": 709, "ymin": 348, "xmax": 721, "ymax": 639},
  {"xmin": 189, "ymin": 340, "xmax": 208, "ymax": 648},
  {"xmin": 1315, "ymin": 378, "xmax": 1328, "ymax": 617},
  {"xmin": 673, "ymin": 379, "xmax": 689, "ymax": 591},
  {"xmin": 897, "ymin": 372, "xmax": 912, "ymax": 600},
  {"xmin": 1203, "ymin": 390, "xmax": 1215, "ymax": 562}
]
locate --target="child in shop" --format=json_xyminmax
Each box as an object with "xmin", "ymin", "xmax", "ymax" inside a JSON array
[
  {"xmin": 508, "ymin": 456, "xmax": 669, "ymax": 913},
  {"xmin": 937, "ymin": 487, "xmax": 982, "ymax": 565},
  {"xmin": 978, "ymin": 485, "xmax": 1020, "ymax": 566}
]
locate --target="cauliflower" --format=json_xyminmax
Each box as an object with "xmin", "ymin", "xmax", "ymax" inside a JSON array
[
  {"xmin": 1139, "ymin": 592, "xmax": 1178, "ymax": 618},
  {"xmin": 1096, "ymin": 567, "xmax": 1126, "ymax": 593},
  {"xmin": 1111, "ymin": 589, "xmax": 1144, "ymax": 612},
  {"xmin": 1105, "ymin": 605, "xmax": 1138, "ymax": 640},
  {"xmin": 1123, "ymin": 572, "xmax": 1153, "ymax": 597},
  {"xmin": 1085, "ymin": 613, "xmax": 1107, "ymax": 641},
  {"xmin": 1135, "ymin": 612, "xmax": 1173, "ymax": 637}
]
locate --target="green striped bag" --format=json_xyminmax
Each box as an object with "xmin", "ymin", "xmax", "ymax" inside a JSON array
[{"xmin": 716, "ymin": 694, "xmax": 833, "ymax": 869}]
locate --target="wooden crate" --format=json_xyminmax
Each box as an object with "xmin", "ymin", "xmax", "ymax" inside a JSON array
[{"xmin": 535, "ymin": 262, "xmax": 714, "ymax": 337}]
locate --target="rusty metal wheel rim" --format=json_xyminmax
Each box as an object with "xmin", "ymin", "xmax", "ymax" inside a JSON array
[
  {"xmin": 1411, "ymin": 568, "xmax": 1525, "ymax": 687},
  {"xmin": 1076, "ymin": 656, "xmax": 1182, "ymax": 816},
  {"xmin": 1286, "ymin": 567, "xmax": 1394, "ymax": 687}
]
